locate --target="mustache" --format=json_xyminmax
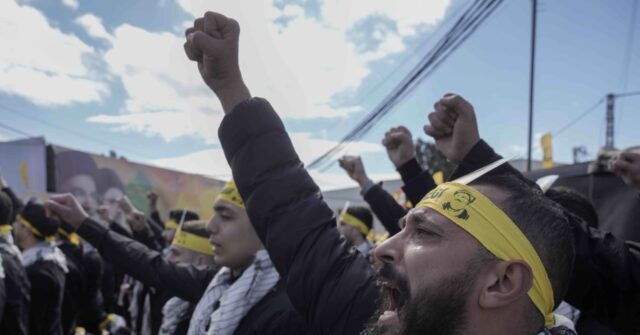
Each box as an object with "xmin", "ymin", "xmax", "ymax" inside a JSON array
[{"xmin": 377, "ymin": 263, "xmax": 410, "ymax": 299}]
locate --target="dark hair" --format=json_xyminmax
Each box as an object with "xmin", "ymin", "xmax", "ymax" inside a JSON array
[
  {"xmin": 96, "ymin": 168, "xmax": 124, "ymax": 195},
  {"xmin": 20, "ymin": 198, "xmax": 60, "ymax": 239},
  {"xmin": 346, "ymin": 206, "xmax": 373, "ymax": 233},
  {"xmin": 471, "ymin": 173, "xmax": 575, "ymax": 312},
  {"xmin": 546, "ymin": 186, "xmax": 598, "ymax": 229},
  {"xmin": 181, "ymin": 220, "xmax": 209, "ymax": 238},
  {"xmin": 0, "ymin": 191, "xmax": 12, "ymax": 226},
  {"xmin": 56, "ymin": 150, "xmax": 99, "ymax": 185}
]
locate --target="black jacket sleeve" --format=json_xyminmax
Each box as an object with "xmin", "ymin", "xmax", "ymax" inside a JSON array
[
  {"xmin": 397, "ymin": 159, "xmax": 437, "ymax": 205},
  {"xmin": 219, "ymin": 98, "xmax": 379, "ymax": 335},
  {"xmin": 362, "ymin": 184, "xmax": 403, "ymax": 236},
  {"xmin": 132, "ymin": 224, "xmax": 163, "ymax": 251},
  {"xmin": 456, "ymin": 139, "xmax": 640, "ymax": 333},
  {"xmin": 76, "ymin": 218, "xmax": 215, "ymax": 303}
]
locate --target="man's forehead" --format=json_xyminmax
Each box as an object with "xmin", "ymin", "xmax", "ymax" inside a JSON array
[
  {"xmin": 404, "ymin": 207, "xmax": 456, "ymax": 231},
  {"xmin": 213, "ymin": 199, "xmax": 245, "ymax": 213}
]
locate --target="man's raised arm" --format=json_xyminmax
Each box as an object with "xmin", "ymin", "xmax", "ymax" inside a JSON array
[{"xmin": 184, "ymin": 11, "xmax": 379, "ymax": 334}]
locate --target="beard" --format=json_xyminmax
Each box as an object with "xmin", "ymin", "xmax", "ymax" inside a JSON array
[{"xmin": 363, "ymin": 260, "xmax": 483, "ymax": 335}]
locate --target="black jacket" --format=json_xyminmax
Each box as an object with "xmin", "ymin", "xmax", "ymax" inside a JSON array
[
  {"xmin": 77, "ymin": 247, "xmax": 105, "ymax": 334},
  {"xmin": 0, "ymin": 247, "xmax": 30, "ymax": 335},
  {"xmin": 219, "ymin": 98, "xmax": 379, "ymax": 334},
  {"xmin": 58, "ymin": 241, "xmax": 84, "ymax": 335},
  {"xmin": 362, "ymin": 158, "xmax": 436, "ymax": 236},
  {"xmin": 76, "ymin": 217, "xmax": 309, "ymax": 334},
  {"xmin": 26, "ymin": 259, "xmax": 66, "ymax": 335}
]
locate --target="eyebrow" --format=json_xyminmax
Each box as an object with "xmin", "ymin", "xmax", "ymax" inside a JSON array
[
  {"xmin": 213, "ymin": 204, "xmax": 230, "ymax": 213},
  {"xmin": 410, "ymin": 211, "xmax": 446, "ymax": 234}
]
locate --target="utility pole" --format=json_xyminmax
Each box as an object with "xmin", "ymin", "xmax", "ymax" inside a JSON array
[
  {"xmin": 605, "ymin": 93, "xmax": 615, "ymax": 149},
  {"xmin": 526, "ymin": 0, "xmax": 537, "ymax": 172}
]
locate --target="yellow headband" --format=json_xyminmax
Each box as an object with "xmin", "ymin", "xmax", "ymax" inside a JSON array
[
  {"xmin": 171, "ymin": 227, "xmax": 214, "ymax": 255},
  {"xmin": 339, "ymin": 212, "xmax": 370, "ymax": 235},
  {"xmin": 17, "ymin": 215, "xmax": 56, "ymax": 242},
  {"xmin": 0, "ymin": 225, "xmax": 12, "ymax": 235},
  {"xmin": 215, "ymin": 181, "xmax": 245, "ymax": 208},
  {"xmin": 58, "ymin": 228, "xmax": 80, "ymax": 246},
  {"xmin": 166, "ymin": 219, "xmax": 179, "ymax": 230},
  {"xmin": 416, "ymin": 183, "xmax": 554, "ymax": 326}
]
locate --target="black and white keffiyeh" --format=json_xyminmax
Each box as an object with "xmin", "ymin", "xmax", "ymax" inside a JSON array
[
  {"xmin": 21, "ymin": 241, "xmax": 68, "ymax": 273},
  {"xmin": 188, "ymin": 249, "xmax": 280, "ymax": 335}
]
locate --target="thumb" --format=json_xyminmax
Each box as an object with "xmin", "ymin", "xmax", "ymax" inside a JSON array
[{"xmin": 189, "ymin": 31, "xmax": 225, "ymax": 57}]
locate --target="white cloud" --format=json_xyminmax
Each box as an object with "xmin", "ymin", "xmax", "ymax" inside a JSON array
[
  {"xmin": 88, "ymin": 110, "xmax": 223, "ymax": 144},
  {"xmin": 0, "ymin": 0, "xmax": 108, "ymax": 105},
  {"xmin": 75, "ymin": 14, "xmax": 114, "ymax": 43},
  {"xmin": 87, "ymin": 23, "xmax": 224, "ymax": 143},
  {"xmin": 91, "ymin": 0, "xmax": 451, "ymax": 159},
  {"xmin": 62, "ymin": 0, "xmax": 79, "ymax": 10},
  {"xmin": 148, "ymin": 134, "xmax": 384, "ymax": 189},
  {"xmin": 175, "ymin": 0, "xmax": 450, "ymax": 119}
]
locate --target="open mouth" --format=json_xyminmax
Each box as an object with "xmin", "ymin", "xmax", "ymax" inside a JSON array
[{"xmin": 377, "ymin": 283, "xmax": 406, "ymax": 328}]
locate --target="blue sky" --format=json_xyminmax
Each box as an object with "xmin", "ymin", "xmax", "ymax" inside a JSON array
[{"xmin": 1, "ymin": 0, "xmax": 638, "ymax": 190}]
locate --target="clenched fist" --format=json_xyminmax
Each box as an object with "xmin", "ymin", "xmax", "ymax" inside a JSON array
[
  {"xmin": 609, "ymin": 152, "xmax": 640, "ymax": 190},
  {"xmin": 184, "ymin": 11, "xmax": 251, "ymax": 113},
  {"xmin": 382, "ymin": 126, "xmax": 415, "ymax": 168},
  {"xmin": 45, "ymin": 194, "xmax": 89, "ymax": 230},
  {"xmin": 338, "ymin": 156, "xmax": 372, "ymax": 187},
  {"xmin": 423, "ymin": 93, "xmax": 480, "ymax": 163}
]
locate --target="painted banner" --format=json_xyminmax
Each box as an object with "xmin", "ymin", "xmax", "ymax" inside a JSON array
[{"xmin": 52, "ymin": 145, "xmax": 225, "ymax": 222}]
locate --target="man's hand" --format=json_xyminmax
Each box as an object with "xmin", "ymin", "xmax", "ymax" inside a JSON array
[
  {"xmin": 609, "ymin": 152, "xmax": 640, "ymax": 190},
  {"xmin": 423, "ymin": 93, "xmax": 480, "ymax": 162},
  {"xmin": 44, "ymin": 194, "xmax": 89, "ymax": 230},
  {"xmin": 147, "ymin": 192, "xmax": 158, "ymax": 212},
  {"xmin": 338, "ymin": 156, "xmax": 372, "ymax": 187},
  {"xmin": 382, "ymin": 126, "xmax": 415, "ymax": 168},
  {"xmin": 117, "ymin": 196, "xmax": 135, "ymax": 215},
  {"xmin": 184, "ymin": 11, "xmax": 251, "ymax": 113},
  {"xmin": 96, "ymin": 206, "xmax": 111, "ymax": 223},
  {"xmin": 126, "ymin": 211, "xmax": 147, "ymax": 232}
]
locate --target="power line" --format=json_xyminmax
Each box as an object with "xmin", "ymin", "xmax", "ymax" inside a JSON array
[
  {"xmin": 0, "ymin": 103, "xmax": 155, "ymax": 160},
  {"xmin": 0, "ymin": 121, "xmax": 35, "ymax": 138},
  {"xmin": 307, "ymin": 0, "xmax": 506, "ymax": 170},
  {"xmin": 553, "ymin": 97, "xmax": 604, "ymax": 137}
]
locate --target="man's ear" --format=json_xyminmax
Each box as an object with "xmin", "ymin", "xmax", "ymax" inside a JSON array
[{"xmin": 478, "ymin": 260, "xmax": 533, "ymax": 309}]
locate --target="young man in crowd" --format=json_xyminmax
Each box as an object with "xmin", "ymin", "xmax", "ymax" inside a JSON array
[
  {"xmin": 336, "ymin": 206, "xmax": 375, "ymax": 256},
  {"xmin": 159, "ymin": 220, "xmax": 218, "ymax": 335},
  {"xmin": 15, "ymin": 200, "xmax": 67, "ymax": 335},
  {"xmin": 0, "ymin": 177, "xmax": 30, "ymax": 335},
  {"xmin": 179, "ymin": 11, "xmax": 577, "ymax": 334},
  {"xmin": 45, "ymin": 181, "xmax": 308, "ymax": 334}
]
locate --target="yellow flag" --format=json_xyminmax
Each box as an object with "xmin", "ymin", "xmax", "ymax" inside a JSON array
[
  {"xmin": 541, "ymin": 132, "xmax": 553, "ymax": 169},
  {"xmin": 20, "ymin": 162, "xmax": 30, "ymax": 189}
]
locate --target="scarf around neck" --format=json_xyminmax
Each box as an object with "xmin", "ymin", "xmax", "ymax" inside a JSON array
[{"xmin": 188, "ymin": 249, "xmax": 280, "ymax": 335}]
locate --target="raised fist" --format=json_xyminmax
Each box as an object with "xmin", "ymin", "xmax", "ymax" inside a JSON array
[
  {"xmin": 45, "ymin": 194, "xmax": 89, "ymax": 229},
  {"xmin": 338, "ymin": 155, "xmax": 371, "ymax": 187},
  {"xmin": 609, "ymin": 152, "xmax": 640, "ymax": 190},
  {"xmin": 423, "ymin": 93, "xmax": 480, "ymax": 163},
  {"xmin": 184, "ymin": 11, "xmax": 250, "ymax": 113},
  {"xmin": 382, "ymin": 126, "xmax": 415, "ymax": 168},
  {"xmin": 147, "ymin": 192, "xmax": 159, "ymax": 211}
]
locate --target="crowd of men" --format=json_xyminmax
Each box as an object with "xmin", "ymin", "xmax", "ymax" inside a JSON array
[{"xmin": 1, "ymin": 10, "xmax": 639, "ymax": 335}]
